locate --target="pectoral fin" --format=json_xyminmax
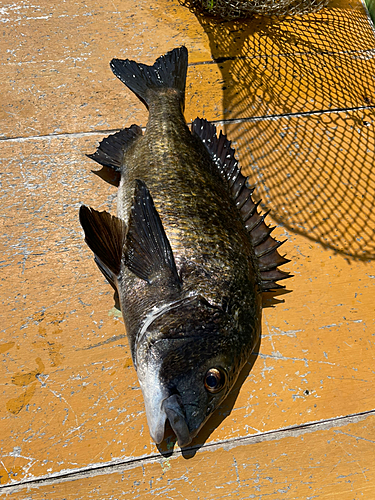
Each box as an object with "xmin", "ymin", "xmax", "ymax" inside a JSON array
[
  {"xmin": 79, "ymin": 206, "xmax": 126, "ymax": 290},
  {"xmin": 124, "ymin": 180, "xmax": 181, "ymax": 290}
]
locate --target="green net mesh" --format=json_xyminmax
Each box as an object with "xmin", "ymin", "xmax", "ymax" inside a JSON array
[{"xmin": 178, "ymin": 0, "xmax": 328, "ymax": 19}]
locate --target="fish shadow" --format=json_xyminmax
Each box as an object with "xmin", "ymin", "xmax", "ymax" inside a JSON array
[
  {"xmin": 262, "ymin": 287, "xmax": 292, "ymax": 308},
  {"xmin": 187, "ymin": 2, "xmax": 375, "ymax": 262},
  {"xmin": 157, "ymin": 336, "xmax": 261, "ymax": 458}
]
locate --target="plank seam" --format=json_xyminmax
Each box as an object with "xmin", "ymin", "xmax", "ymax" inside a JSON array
[
  {"xmin": 1, "ymin": 105, "xmax": 374, "ymax": 143},
  {"xmin": 1, "ymin": 408, "xmax": 374, "ymax": 493},
  {"xmin": 189, "ymin": 48, "xmax": 375, "ymax": 65}
]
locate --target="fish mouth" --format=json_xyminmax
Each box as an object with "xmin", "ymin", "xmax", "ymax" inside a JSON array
[
  {"xmin": 146, "ymin": 393, "xmax": 192, "ymax": 447},
  {"xmin": 139, "ymin": 372, "xmax": 192, "ymax": 447},
  {"xmin": 162, "ymin": 394, "xmax": 192, "ymax": 447}
]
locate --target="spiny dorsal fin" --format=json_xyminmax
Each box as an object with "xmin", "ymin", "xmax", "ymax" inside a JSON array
[
  {"xmin": 192, "ymin": 117, "xmax": 291, "ymax": 291},
  {"xmin": 87, "ymin": 125, "xmax": 143, "ymax": 187},
  {"xmin": 125, "ymin": 180, "xmax": 181, "ymax": 289},
  {"xmin": 110, "ymin": 46, "xmax": 188, "ymax": 110},
  {"xmin": 79, "ymin": 205, "xmax": 126, "ymax": 279}
]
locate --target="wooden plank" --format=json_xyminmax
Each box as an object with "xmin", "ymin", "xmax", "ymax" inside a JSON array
[
  {"xmin": 0, "ymin": 0, "xmax": 374, "ymax": 138},
  {"xmin": 0, "ymin": 0, "xmax": 369, "ymax": 69},
  {"xmin": 0, "ymin": 115, "xmax": 374, "ymax": 484},
  {"xmin": 2, "ymin": 412, "xmax": 375, "ymax": 498},
  {"xmin": 1, "ymin": 0, "xmax": 375, "ymax": 493}
]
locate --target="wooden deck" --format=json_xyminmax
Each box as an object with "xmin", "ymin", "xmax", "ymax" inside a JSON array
[{"xmin": 1, "ymin": 0, "xmax": 375, "ymax": 497}]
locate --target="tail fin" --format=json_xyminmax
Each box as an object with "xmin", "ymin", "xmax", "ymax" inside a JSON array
[{"xmin": 110, "ymin": 46, "xmax": 188, "ymax": 110}]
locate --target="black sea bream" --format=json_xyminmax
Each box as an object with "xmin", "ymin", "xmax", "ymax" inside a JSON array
[{"xmin": 79, "ymin": 47, "xmax": 290, "ymax": 447}]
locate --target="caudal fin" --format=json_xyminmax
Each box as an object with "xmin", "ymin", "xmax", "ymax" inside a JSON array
[{"xmin": 110, "ymin": 46, "xmax": 188, "ymax": 110}]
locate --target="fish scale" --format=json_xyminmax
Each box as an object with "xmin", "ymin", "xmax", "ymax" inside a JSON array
[
  {"xmin": 120, "ymin": 94, "xmax": 251, "ymax": 305},
  {"xmin": 79, "ymin": 46, "xmax": 290, "ymax": 448}
]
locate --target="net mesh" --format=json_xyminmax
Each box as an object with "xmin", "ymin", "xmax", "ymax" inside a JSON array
[{"xmin": 178, "ymin": 0, "xmax": 328, "ymax": 19}]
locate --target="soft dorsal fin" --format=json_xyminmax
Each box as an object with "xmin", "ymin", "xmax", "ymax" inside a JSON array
[
  {"xmin": 192, "ymin": 117, "xmax": 291, "ymax": 292},
  {"xmin": 124, "ymin": 180, "xmax": 181, "ymax": 289},
  {"xmin": 87, "ymin": 125, "xmax": 143, "ymax": 186},
  {"xmin": 79, "ymin": 206, "xmax": 126, "ymax": 286}
]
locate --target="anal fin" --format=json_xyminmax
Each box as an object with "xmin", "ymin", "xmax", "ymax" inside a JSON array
[{"xmin": 87, "ymin": 125, "xmax": 143, "ymax": 187}]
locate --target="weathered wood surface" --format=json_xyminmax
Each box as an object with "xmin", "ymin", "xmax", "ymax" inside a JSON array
[
  {"xmin": 1, "ymin": 0, "xmax": 375, "ymax": 496},
  {"xmin": 1, "ymin": 0, "xmax": 374, "ymax": 138},
  {"xmin": 3, "ymin": 413, "xmax": 375, "ymax": 499}
]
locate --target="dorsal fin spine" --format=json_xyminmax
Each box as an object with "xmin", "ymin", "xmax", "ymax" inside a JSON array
[
  {"xmin": 251, "ymin": 222, "xmax": 274, "ymax": 247},
  {"xmin": 245, "ymin": 218, "xmax": 263, "ymax": 234},
  {"xmin": 229, "ymin": 169, "xmax": 240, "ymax": 189},
  {"xmin": 192, "ymin": 117, "xmax": 291, "ymax": 291},
  {"xmin": 232, "ymin": 176, "xmax": 246, "ymax": 199},
  {"xmin": 246, "ymin": 210, "xmax": 269, "ymax": 233},
  {"xmin": 236, "ymin": 188, "xmax": 255, "ymax": 210},
  {"xmin": 255, "ymin": 239, "xmax": 286, "ymax": 258},
  {"xmin": 242, "ymin": 200, "xmax": 261, "ymax": 224}
]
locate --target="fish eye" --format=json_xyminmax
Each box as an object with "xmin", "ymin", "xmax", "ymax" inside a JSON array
[{"xmin": 204, "ymin": 367, "xmax": 227, "ymax": 393}]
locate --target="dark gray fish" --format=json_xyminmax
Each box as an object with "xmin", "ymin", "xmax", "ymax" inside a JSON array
[{"xmin": 79, "ymin": 47, "xmax": 290, "ymax": 447}]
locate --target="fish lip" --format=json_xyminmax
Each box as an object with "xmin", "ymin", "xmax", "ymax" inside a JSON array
[
  {"xmin": 137, "ymin": 365, "xmax": 169, "ymax": 445},
  {"xmin": 144, "ymin": 397, "xmax": 168, "ymax": 445},
  {"xmin": 149, "ymin": 411, "xmax": 167, "ymax": 445},
  {"xmin": 162, "ymin": 394, "xmax": 192, "ymax": 447}
]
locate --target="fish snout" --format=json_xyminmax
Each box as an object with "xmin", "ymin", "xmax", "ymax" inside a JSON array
[{"xmin": 162, "ymin": 393, "xmax": 192, "ymax": 447}]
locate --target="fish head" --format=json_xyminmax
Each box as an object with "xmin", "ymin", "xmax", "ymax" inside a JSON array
[{"xmin": 136, "ymin": 295, "xmax": 252, "ymax": 447}]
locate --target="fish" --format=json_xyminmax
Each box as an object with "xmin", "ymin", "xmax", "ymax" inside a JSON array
[{"xmin": 79, "ymin": 46, "xmax": 291, "ymax": 448}]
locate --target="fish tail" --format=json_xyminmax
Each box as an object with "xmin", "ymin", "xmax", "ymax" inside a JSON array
[{"xmin": 110, "ymin": 46, "xmax": 188, "ymax": 110}]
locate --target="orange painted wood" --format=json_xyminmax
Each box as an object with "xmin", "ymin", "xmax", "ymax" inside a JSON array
[
  {"xmin": 1, "ymin": 0, "xmax": 375, "ymax": 494},
  {"xmin": 0, "ymin": 123, "xmax": 374, "ymax": 484},
  {"xmin": 0, "ymin": 0, "xmax": 374, "ymax": 138},
  {"xmin": 3, "ymin": 414, "xmax": 375, "ymax": 498}
]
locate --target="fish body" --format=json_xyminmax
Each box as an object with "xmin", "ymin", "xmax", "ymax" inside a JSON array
[{"xmin": 79, "ymin": 47, "xmax": 290, "ymax": 447}]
